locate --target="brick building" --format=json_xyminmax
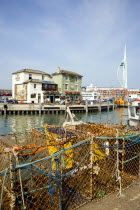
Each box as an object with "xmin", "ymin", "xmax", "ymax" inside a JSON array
[{"xmin": 84, "ymin": 84, "xmax": 139, "ymax": 99}]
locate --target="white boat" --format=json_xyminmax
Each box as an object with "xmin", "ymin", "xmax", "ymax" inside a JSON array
[
  {"xmin": 62, "ymin": 106, "xmax": 83, "ymax": 127},
  {"xmin": 81, "ymin": 91, "xmax": 101, "ymax": 104},
  {"xmin": 128, "ymin": 98, "xmax": 140, "ymax": 126}
]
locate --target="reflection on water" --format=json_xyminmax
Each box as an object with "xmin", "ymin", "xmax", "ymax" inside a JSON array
[{"xmin": 0, "ymin": 108, "xmax": 128, "ymax": 135}]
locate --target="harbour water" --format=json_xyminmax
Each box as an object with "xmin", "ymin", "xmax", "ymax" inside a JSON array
[{"xmin": 0, "ymin": 108, "xmax": 128, "ymax": 135}]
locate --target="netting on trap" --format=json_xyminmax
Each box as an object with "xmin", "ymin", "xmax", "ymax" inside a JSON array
[{"xmin": 0, "ymin": 123, "xmax": 140, "ymax": 210}]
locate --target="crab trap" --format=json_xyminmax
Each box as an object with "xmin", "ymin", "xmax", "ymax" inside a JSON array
[{"xmin": 0, "ymin": 123, "xmax": 140, "ymax": 209}]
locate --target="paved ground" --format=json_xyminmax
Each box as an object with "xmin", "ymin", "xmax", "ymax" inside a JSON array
[{"xmin": 79, "ymin": 182, "xmax": 140, "ymax": 210}]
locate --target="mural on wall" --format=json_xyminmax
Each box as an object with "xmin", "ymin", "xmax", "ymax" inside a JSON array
[{"xmin": 15, "ymin": 84, "xmax": 27, "ymax": 100}]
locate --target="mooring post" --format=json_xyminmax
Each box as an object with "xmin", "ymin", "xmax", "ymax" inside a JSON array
[
  {"xmin": 85, "ymin": 100, "xmax": 88, "ymax": 113},
  {"xmin": 3, "ymin": 102, "xmax": 8, "ymax": 115},
  {"xmin": 98, "ymin": 100, "xmax": 101, "ymax": 111},
  {"xmin": 113, "ymin": 98, "xmax": 115, "ymax": 110},
  {"xmin": 39, "ymin": 101, "xmax": 42, "ymax": 115},
  {"xmin": 107, "ymin": 101, "xmax": 109, "ymax": 111}
]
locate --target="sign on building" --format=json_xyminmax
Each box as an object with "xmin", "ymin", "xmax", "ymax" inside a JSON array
[{"xmin": 15, "ymin": 84, "xmax": 27, "ymax": 100}]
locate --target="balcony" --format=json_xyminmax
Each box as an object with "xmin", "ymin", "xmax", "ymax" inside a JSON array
[{"xmin": 42, "ymin": 81, "xmax": 57, "ymax": 91}]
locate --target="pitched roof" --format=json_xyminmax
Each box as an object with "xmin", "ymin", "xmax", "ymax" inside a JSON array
[
  {"xmin": 52, "ymin": 69, "xmax": 83, "ymax": 77},
  {"xmin": 12, "ymin": 69, "xmax": 51, "ymax": 77}
]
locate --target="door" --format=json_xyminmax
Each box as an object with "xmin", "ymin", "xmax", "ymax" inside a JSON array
[
  {"xmin": 38, "ymin": 93, "xmax": 41, "ymax": 103},
  {"xmin": 50, "ymin": 96, "xmax": 54, "ymax": 103}
]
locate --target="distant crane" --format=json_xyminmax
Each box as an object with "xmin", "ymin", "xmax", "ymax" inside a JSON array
[{"xmin": 117, "ymin": 45, "xmax": 127, "ymax": 89}]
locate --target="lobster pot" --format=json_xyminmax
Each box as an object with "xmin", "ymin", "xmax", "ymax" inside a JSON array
[
  {"xmin": 0, "ymin": 126, "xmax": 89, "ymax": 210},
  {"xmin": 122, "ymin": 136, "xmax": 140, "ymax": 187}
]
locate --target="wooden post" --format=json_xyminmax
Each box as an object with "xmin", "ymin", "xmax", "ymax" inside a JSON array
[
  {"xmin": 98, "ymin": 100, "xmax": 101, "ymax": 111},
  {"xmin": 39, "ymin": 102, "xmax": 42, "ymax": 115},
  {"xmin": 55, "ymin": 157, "xmax": 62, "ymax": 210},
  {"xmin": 85, "ymin": 100, "xmax": 88, "ymax": 113},
  {"xmin": 107, "ymin": 101, "xmax": 109, "ymax": 111},
  {"xmin": 90, "ymin": 135, "xmax": 93, "ymax": 200},
  {"xmin": 122, "ymin": 138, "xmax": 125, "ymax": 181},
  {"xmin": 9, "ymin": 151, "xmax": 16, "ymax": 210},
  {"xmin": 113, "ymin": 98, "xmax": 115, "ymax": 110},
  {"xmin": 3, "ymin": 103, "xmax": 8, "ymax": 115}
]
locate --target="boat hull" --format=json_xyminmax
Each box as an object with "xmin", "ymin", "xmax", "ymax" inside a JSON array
[{"xmin": 128, "ymin": 119, "xmax": 140, "ymax": 126}]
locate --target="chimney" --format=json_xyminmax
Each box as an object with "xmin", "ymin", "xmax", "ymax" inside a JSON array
[{"xmin": 57, "ymin": 66, "xmax": 61, "ymax": 73}]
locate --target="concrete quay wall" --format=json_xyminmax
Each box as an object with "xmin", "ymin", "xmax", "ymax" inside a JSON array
[{"xmin": 0, "ymin": 103, "xmax": 116, "ymax": 115}]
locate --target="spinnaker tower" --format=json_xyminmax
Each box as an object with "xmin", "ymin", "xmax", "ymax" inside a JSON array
[{"xmin": 117, "ymin": 45, "xmax": 127, "ymax": 89}]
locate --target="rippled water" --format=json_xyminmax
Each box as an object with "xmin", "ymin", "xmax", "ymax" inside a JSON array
[{"xmin": 0, "ymin": 108, "xmax": 128, "ymax": 135}]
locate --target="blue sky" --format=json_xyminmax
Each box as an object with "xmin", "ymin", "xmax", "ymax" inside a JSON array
[{"xmin": 0, "ymin": 0, "xmax": 140, "ymax": 89}]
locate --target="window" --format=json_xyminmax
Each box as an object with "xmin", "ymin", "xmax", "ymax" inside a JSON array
[
  {"xmin": 130, "ymin": 107, "xmax": 135, "ymax": 117},
  {"xmin": 136, "ymin": 107, "xmax": 140, "ymax": 115},
  {"xmin": 42, "ymin": 83, "xmax": 57, "ymax": 91},
  {"xmin": 75, "ymin": 76, "xmax": 78, "ymax": 82},
  {"xmin": 15, "ymin": 74, "xmax": 20, "ymax": 81},
  {"xmin": 31, "ymin": 94, "xmax": 36, "ymax": 98},
  {"xmin": 29, "ymin": 74, "xmax": 32, "ymax": 79},
  {"xmin": 116, "ymin": 91, "xmax": 120, "ymax": 97},
  {"xmin": 42, "ymin": 75, "xmax": 44, "ymax": 80},
  {"xmin": 34, "ymin": 84, "xmax": 36, "ymax": 89},
  {"xmin": 75, "ymin": 84, "xmax": 78, "ymax": 91},
  {"xmin": 66, "ymin": 75, "xmax": 69, "ymax": 81},
  {"xmin": 65, "ymin": 84, "xmax": 68, "ymax": 90}
]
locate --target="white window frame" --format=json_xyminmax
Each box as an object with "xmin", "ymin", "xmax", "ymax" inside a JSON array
[
  {"xmin": 29, "ymin": 74, "xmax": 32, "ymax": 79},
  {"xmin": 65, "ymin": 83, "xmax": 68, "ymax": 90},
  {"xmin": 31, "ymin": 93, "xmax": 36, "ymax": 98},
  {"xmin": 75, "ymin": 84, "xmax": 78, "ymax": 91}
]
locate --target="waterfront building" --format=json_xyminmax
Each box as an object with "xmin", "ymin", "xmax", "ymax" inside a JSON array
[
  {"xmin": 97, "ymin": 88, "xmax": 139, "ymax": 99},
  {"xmin": 0, "ymin": 89, "xmax": 12, "ymax": 98},
  {"xmin": 52, "ymin": 67, "xmax": 83, "ymax": 101},
  {"xmin": 12, "ymin": 69, "xmax": 59, "ymax": 103},
  {"xmin": 84, "ymin": 84, "xmax": 139, "ymax": 100}
]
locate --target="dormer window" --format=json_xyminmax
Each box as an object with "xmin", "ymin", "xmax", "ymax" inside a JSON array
[
  {"xmin": 29, "ymin": 74, "xmax": 32, "ymax": 79},
  {"xmin": 75, "ymin": 76, "xmax": 78, "ymax": 82}
]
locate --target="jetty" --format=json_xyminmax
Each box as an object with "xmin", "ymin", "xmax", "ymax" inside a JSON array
[{"xmin": 0, "ymin": 102, "xmax": 116, "ymax": 115}]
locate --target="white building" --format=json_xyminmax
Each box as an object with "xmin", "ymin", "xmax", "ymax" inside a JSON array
[
  {"xmin": 12, "ymin": 69, "xmax": 59, "ymax": 103},
  {"xmin": 83, "ymin": 84, "xmax": 139, "ymax": 100}
]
